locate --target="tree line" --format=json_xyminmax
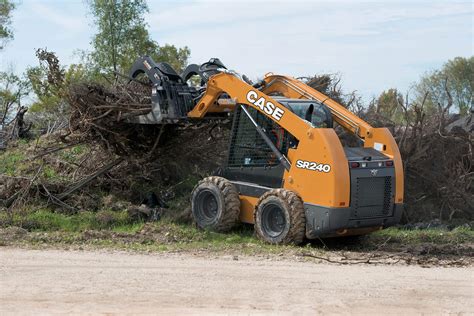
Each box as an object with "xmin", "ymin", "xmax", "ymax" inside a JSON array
[
  {"xmin": 1, "ymin": 0, "xmax": 472, "ymax": 134},
  {"xmin": 1, "ymin": 0, "xmax": 190, "ymax": 130}
]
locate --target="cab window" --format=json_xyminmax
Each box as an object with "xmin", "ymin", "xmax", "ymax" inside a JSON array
[
  {"xmin": 227, "ymin": 106, "xmax": 291, "ymax": 167},
  {"xmin": 286, "ymin": 102, "xmax": 333, "ymax": 128}
]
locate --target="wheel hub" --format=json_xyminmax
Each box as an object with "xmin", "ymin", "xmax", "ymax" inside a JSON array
[
  {"xmin": 196, "ymin": 189, "xmax": 219, "ymax": 223},
  {"xmin": 262, "ymin": 203, "xmax": 286, "ymax": 237}
]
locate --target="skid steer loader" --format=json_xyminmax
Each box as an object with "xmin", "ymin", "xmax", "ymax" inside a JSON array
[{"xmin": 128, "ymin": 56, "xmax": 404, "ymax": 244}]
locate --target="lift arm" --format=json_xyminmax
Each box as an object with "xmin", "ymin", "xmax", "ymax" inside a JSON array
[
  {"xmin": 260, "ymin": 74, "xmax": 374, "ymax": 140},
  {"xmin": 187, "ymin": 71, "xmax": 374, "ymax": 140},
  {"xmin": 187, "ymin": 72, "xmax": 315, "ymax": 141}
]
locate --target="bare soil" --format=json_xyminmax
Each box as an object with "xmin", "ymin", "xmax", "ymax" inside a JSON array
[{"xmin": 1, "ymin": 248, "xmax": 472, "ymax": 314}]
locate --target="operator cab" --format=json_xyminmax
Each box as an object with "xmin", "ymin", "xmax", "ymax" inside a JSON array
[
  {"xmin": 273, "ymin": 97, "xmax": 333, "ymax": 128},
  {"xmin": 224, "ymin": 97, "xmax": 334, "ymax": 188}
]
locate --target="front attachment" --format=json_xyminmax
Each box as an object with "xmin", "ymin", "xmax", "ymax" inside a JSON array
[
  {"xmin": 126, "ymin": 56, "xmax": 200, "ymax": 124},
  {"xmin": 129, "ymin": 56, "xmax": 183, "ymax": 84}
]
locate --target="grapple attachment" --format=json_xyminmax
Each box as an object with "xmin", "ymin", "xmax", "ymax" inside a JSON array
[{"xmin": 127, "ymin": 56, "xmax": 228, "ymax": 124}]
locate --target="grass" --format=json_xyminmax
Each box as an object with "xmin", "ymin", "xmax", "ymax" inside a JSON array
[
  {"xmin": 42, "ymin": 165, "xmax": 58, "ymax": 179},
  {"xmin": 0, "ymin": 139, "xmax": 35, "ymax": 176},
  {"xmin": 0, "ymin": 208, "xmax": 472, "ymax": 258},
  {"xmin": 59, "ymin": 144, "xmax": 87, "ymax": 163},
  {"xmin": 371, "ymin": 226, "xmax": 474, "ymax": 245},
  {"xmin": 111, "ymin": 222, "xmax": 145, "ymax": 233},
  {"xmin": 0, "ymin": 140, "xmax": 89, "ymax": 181},
  {"xmin": 0, "ymin": 208, "xmax": 293, "ymax": 253},
  {"xmin": 0, "ymin": 209, "xmax": 134, "ymax": 232},
  {"xmin": 0, "ymin": 150, "xmax": 26, "ymax": 175}
]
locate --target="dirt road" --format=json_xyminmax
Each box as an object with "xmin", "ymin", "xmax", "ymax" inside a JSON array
[{"xmin": 0, "ymin": 248, "xmax": 472, "ymax": 314}]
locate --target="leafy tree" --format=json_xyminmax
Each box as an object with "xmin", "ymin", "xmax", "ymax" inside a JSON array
[
  {"xmin": 88, "ymin": 0, "xmax": 154, "ymax": 75},
  {"xmin": 27, "ymin": 49, "xmax": 66, "ymax": 114},
  {"xmin": 27, "ymin": 49, "xmax": 87, "ymax": 119},
  {"xmin": 155, "ymin": 44, "xmax": 191, "ymax": 74},
  {"xmin": 26, "ymin": 49, "xmax": 87, "ymax": 131},
  {"xmin": 305, "ymin": 73, "xmax": 345, "ymax": 105},
  {"xmin": 375, "ymin": 88, "xmax": 405, "ymax": 123},
  {"xmin": 87, "ymin": 0, "xmax": 190, "ymax": 77},
  {"xmin": 0, "ymin": 71, "xmax": 30, "ymax": 127},
  {"xmin": 414, "ymin": 56, "xmax": 473, "ymax": 116},
  {"xmin": 0, "ymin": 0, "xmax": 15, "ymax": 50}
]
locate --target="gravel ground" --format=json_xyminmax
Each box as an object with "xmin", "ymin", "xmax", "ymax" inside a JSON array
[{"xmin": 1, "ymin": 248, "xmax": 473, "ymax": 314}]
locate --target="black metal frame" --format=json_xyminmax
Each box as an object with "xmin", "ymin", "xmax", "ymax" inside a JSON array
[{"xmin": 127, "ymin": 56, "xmax": 200, "ymax": 124}]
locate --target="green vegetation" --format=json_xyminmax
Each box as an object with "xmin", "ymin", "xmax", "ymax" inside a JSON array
[
  {"xmin": 372, "ymin": 56, "xmax": 473, "ymax": 124},
  {"xmin": 87, "ymin": 0, "xmax": 190, "ymax": 77},
  {"xmin": 414, "ymin": 56, "xmax": 473, "ymax": 115},
  {"xmin": 0, "ymin": 71, "xmax": 31, "ymax": 126},
  {"xmin": 0, "ymin": 209, "xmax": 282, "ymax": 254},
  {"xmin": 371, "ymin": 226, "xmax": 474, "ymax": 245},
  {"xmin": 0, "ymin": 208, "xmax": 472, "ymax": 256},
  {"xmin": 0, "ymin": 209, "xmax": 133, "ymax": 232},
  {"xmin": 0, "ymin": 141, "xmax": 95, "ymax": 186},
  {"xmin": 0, "ymin": 149, "xmax": 25, "ymax": 175},
  {"xmin": 42, "ymin": 166, "xmax": 58, "ymax": 179},
  {"xmin": 59, "ymin": 144, "xmax": 87, "ymax": 163},
  {"xmin": 0, "ymin": 0, "xmax": 15, "ymax": 50}
]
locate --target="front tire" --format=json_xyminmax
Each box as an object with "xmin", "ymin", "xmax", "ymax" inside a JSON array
[
  {"xmin": 254, "ymin": 189, "xmax": 305, "ymax": 245},
  {"xmin": 191, "ymin": 176, "xmax": 240, "ymax": 232}
]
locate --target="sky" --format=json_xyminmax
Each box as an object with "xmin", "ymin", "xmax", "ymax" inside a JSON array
[{"xmin": 0, "ymin": 0, "xmax": 473, "ymax": 101}]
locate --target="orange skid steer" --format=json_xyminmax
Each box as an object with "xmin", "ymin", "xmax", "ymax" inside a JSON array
[{"xmin": 128, "ymin": 56, "xmax": 404, "ymax": 244}]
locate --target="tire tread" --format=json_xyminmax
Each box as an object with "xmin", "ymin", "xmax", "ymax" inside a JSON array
[
  {"xmin": 191, "ymin": 176, "xmax": 240, "ymax": 232},
  {"xmin": 254, "ymin": 189, "xmax": 305, "ymax": 245}
]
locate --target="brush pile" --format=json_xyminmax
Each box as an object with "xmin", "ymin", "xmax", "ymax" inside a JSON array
[
  {"xmin": 66, "ymin": 82, "xmax": 163, "ymax": 156},
  {"xmin": 397, "ymin": 116, "xmax": 473, "ymax": 223}
]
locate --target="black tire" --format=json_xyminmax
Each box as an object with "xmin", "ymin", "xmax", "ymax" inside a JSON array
[
  {"xmin": 254, "ymin": 189, "xmax": 305, "ymax": 245},
  {"xmin": 191, "ymin": 176, "xmax": 240, "ymax": 232}
]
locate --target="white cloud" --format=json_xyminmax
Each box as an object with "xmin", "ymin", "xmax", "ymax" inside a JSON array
[
  {"xmin": 1, "ymin": 1, "xmax": 90, "ymax": 75},
  {"xmin": 146, "ymin": 0, "xmax": 473, "ymax": 99},
  {"xmin": 30, "ymin": 2, "xmax": 87, "ymax": 32},
  {"xmin": 1, "ymin": 0, "xmax": 471, "ymax": 101}
]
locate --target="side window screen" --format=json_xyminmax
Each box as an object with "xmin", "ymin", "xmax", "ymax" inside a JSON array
[{"xmin": 228, "ymin": 106, "xmax": 290, "ymax": 167}]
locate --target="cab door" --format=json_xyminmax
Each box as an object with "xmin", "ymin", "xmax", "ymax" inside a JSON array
[{"xmin": 223, "ymin": 106, "xmax": 290, "ymax": 188}]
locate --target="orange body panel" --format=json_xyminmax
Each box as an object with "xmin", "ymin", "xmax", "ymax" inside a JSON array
[
  {"xmin": 239, "ymin": 195, "xmax": 258, "ymax": 224},
  {"xmin": 262, "ymin": 74, "xmax": 404, "ymax": 204},
  {"xmin": 283, "ymin": 131, "xmax": 350, "ymax": 207},
  {"xmin": 364, "ymin": 128, "xmax": 404, "ymax": 202}
]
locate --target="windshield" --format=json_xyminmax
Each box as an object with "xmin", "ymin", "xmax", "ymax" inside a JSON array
[{"xmin": 286, "ymin": 101, "xmax": 333, "ymax": 128}]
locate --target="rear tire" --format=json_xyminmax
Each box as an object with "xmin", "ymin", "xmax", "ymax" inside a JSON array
[
  {"xmin": 254, "ymin": 189, "xmax": 305, "ymax": 245},
  {"xmin": 191, "ymin": 176, "xmax": 240, "ymax": 232}
]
